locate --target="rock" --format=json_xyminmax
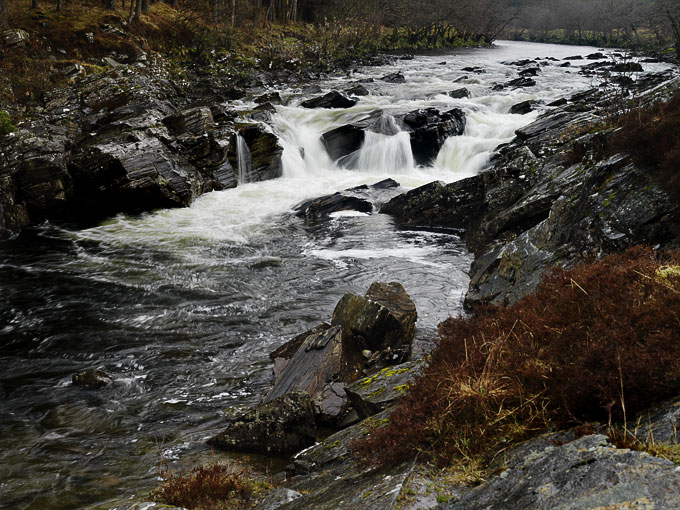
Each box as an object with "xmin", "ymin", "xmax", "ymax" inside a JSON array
[
  {"xmin": 510, "ymin": 100, "xmax": 537, "ymax": 115},
  {"xmin": 208, "ymin": 392, "xmax": 316, "ymax": 455},
  {"xmin": 102, "ymin": 57, "xmax": 122, "ymax": 68},
  {"xmin": 300, "ymin": 91, "xmax": 357, "ymax": 109},
  {"xmin": 294, "ymin": 192, "xmax": 373, "ymax": 220},
  {"xmin": 227, "ymin": 124, "xmax": 283, "ymax": 183},
  {"xmin": 587, "ymin": 52, "xmax": 605, "ymax": 59},
  {"xmin": 564, "ymin": 55, "xmax": 584, "ymax": 60},
  {"xmin": 72, "ymin": 369, "xmax": 113, "ymax": 388},
  {"xmin": 381, "ymin": 177, "xmax": 485, "ymax": 231},
  {"xmin": 448, "ymin": 88, "xmax": 470, "ymax": 99},
  {"xmin": 163, "ymin": 107, "xmax": 214, "ymax": 135},
  {"xmin": 491, "ymin": 84, "xmax": 504, "ymax": 91},
  {"xmin": 264, "ymin": 326, "xmax": 364, "ymax": 406},
  {"xmin": 254, "ymin": 488, "xmax": 303, "ymax": 510},
  {"xmin": 505, "ymin": 77, "xmax": 536, "ymax": 88},
  {"xmin": 439, "ymin": 434, "xmax": 680, "ymax": 510},
  {"xmin": 365, "ymin": 282, "xmax": 417, "ymax": 347},
  {"xmin": 331, "ymin": 286, "xmax": 414, "ymax": 355},
  {"xmin": 380, "ymin": 72, "xmax": 406, "ymax": 83},
  {"xmin": 301, "ymin": 84, "xmax": 322, "ymax": 95},
  {"xmin": 518, "ymin": 67, "xmax": 540, "ymax": 77},
  {"xmin": 62, "ymin": 63, "xmax": 85, "ymax": 79},
  {"xmin": 633, "ymin": 397, "xmax": 680, "ymax": 444},
  {"xmin": 461, "ymin": 66, "xmax": 485, "ymax": 74},
  {"xmin": 345, "ymin": 361, "xmax": 421, "ymax": 419},
  {"xmin": 503, "ymin": 59, "xmax": 534, "ymax": 67},
  {"xmin": 611, "ymin": 62, "xmax": 644, "ymax": 73},
  {"xmin": 345, "ymin": 84, "xmax": 369, "ymax": 96},
  {"xmin": 402, "ymin": 108, "xmax": 466, "ymax": 166},
  {"xmin": 547, "ymin": 98, "xmax": 567, "ymax": 107},
  {"xmin": 270, "ymin": 323, "xmax": 331, "ymax": 364},
  {"xmin": 321, "ymin": 124, "xmax": 365, "ymax": 162},
  {"xmin": 254, "ymin": 91, "xmax": 282, "ymax": 105},
  {"xmin": 3, "ymin": 29, "xmax": 29, "ymax": 47}
]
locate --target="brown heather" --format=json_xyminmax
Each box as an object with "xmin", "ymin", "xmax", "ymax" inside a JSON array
[
  {"xmin": 352, "ymin": 246, "xmax": 680, "ymax": 467},
  {"xmin": 151, "ymin": 461, "xmax": 269, "ymax": 510}
]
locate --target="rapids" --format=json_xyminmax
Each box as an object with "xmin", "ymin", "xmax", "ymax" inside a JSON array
[{"xmin": 0, "ymin": 41, "xmax": 666, "ymax": 510}]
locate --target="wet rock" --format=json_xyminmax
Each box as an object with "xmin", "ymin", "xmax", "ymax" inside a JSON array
[
  {"xmin": 611, "ymin": 61, "xmax": 644, "ymax": 73},
  {"xmin": 3, "ymin": 29, "xmax": 29, "ymax": 47},
  {"xmin": 227, "ymin": 124, "xmax": 283, "ymax": 183},
  {"xmin": 300, "ymin": 91, "xmax": 357, "ymax": 109},
  {"xmin": 380, "ymin": 72, "xmax": 406, "ymax": 83},
  {"xmin": 345, "ymin": 361, "xmax": 421, "ymax": 419},
  {"xmin": 345, "ymin": 84, "xmax": 369, "ymax": 96},
  {"xmin": 503, "ymin": 59, "xmax": 534, "ymax": 67},
  {"xmin": 254, "ymin": 91, "xmax": 282, "ymax": 105},
  {"xmin": 510, "ymin": 100, "xmax": 537, "ymax": 115},
  {"xmin": 254, "ymin": 488, "xmax": 303, "ymax": 510},
  {"xmin": 587, "ymin": 52, "xmax": 605, "ymax": 59},
  {"xmin": 331, "ymin": 284, "xmax": 415, "ymax": 355},
  {"xmin": 439, "ymin": 434, "xmax": 680, "ymax": 510},
  {"xmin": 564, "ymin": 55, "xmax": 584, "ymax": 60},
  {"xmin": 381, "ymin": 177, "xmax": 485, "ymax": 231},
  {"xmin": 270, "ymin": 324, "xmax": 331, "ymax": 366},
  {"xmin": 321, "ymin": 124, "xmax": 365, "ymax": 162},
  {"xmin": 519, "ymin": 67, "xmax": 540, "ymax": 77},
  {"xmin": 208, "ymin": 391, "xmax": 316, "ymax": 455},
  {"xmin": 505, "ymin": 77, "xmax": 536, "ymax": 88},
  {"xmin": 559, "ymin": 62, "xmax": 571, "ymax": 68},
  {"xmin": 448, "ymin": 88, "xmax": 470, "ymax": 99},
  {"xmin": 163, "ymin": 107, "xmax": 214, "ymax": 135},
  {"xmin": 62, "ymin": 63, "xmax": 85, "ymax": 79},
  {"xmin": 547, "ymin": 98, "xmax": 567, "ymax": 107},
  {"xmin": 301, "ymin": 84, "xmax": 322, "ymax": 95},
  {"xmin": 264, "ymin": 325, "xmax": 364, "ymax": 407},
  {"xmin": 294, "ymin": 192, "xmax": 373, "ymax": 220},
  {"xmin": 402, "ymin": 108, "xmax": 466, "ymax": 166},
  {"xmin": 72, "ymin": 369, "xmax": 113, "ymax": 388},
  {"xmin": 461, "ymin": 66, "xmax": 485, "ymax": 74}
]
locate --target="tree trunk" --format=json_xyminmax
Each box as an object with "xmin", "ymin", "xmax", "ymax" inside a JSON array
[
  {"xmin": 141, "ymin": 0, "xmax": 148, "ymax": 14},
  {"xmin": 135, "ymin": 0, "xmax": 141, "ymax": 21},
  {"xmin": 0, "ymin": 0, "xmax": 7, "ymax": 31},
  {"xmin": 127, "ymin": 0, "xmax": 136, "ymax": 24},
  {"xmin": 32, "ymin": 0, "xmax": 38, "ymax": 9},
  {"xmin": 56, "ymin": 0, "xmax": 62, "ymax": 10}
]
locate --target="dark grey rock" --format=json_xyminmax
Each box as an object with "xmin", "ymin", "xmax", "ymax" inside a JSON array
[
  {"xmin": 254, "ymin": 488, "xmax": 302, "ymax": 510},
  {"xmin": 294, "ymin": 192, "xmax": 373, "ymax": 219},
  {"xmin": 163, "ymin": 107, "xmax": 214, "ymax": 135},
  {"xmin": 300, "ymin": 91, "xmax": 357, "ymax": 109},
  {"xmin": 448, "ymin": 88, "xmax": 470, "ymax": 99},
  {"xmin": 227, "ymin": 124, "xmax": 283, "ymax": 183},
  {"xmin": 254, "ymin": 91, "xmax": 282, "ymax": 105},
  {"xmin": 345, "ymin": 84, "xmax": 369, "ymax": 96},
  {"xmin": 381, "ymin": 72, "xmax": 406, "ymax": 83},
  {"xmin": 402, "ymin": 108, "xmax": 466, "ymax": 166},
  {"xmin": 72, "ymin": 369, "xmax": 113, "ymax": 388},
  {"xmin": 506, "ymin": 77, "xmax": 536, "ymax": 88},
  {"xmin": 510, "ymin": 100, "xmax": 537, "ymax": 115},
  {"xmin": 3, "ymin": 29, "xmax": 29, "ymax": 47},
  {"xmin": 439, "ymin": 434, "xmax": 680, "ymax": 510},
  {"xmin": 519, "ymin": 67, "xmax": 540, "ymax": 77},
  {"xmin": 208, "ymin": 391, "xmax": 316, "ymax": 455}
]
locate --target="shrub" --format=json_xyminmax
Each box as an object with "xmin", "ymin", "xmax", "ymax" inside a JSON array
[
  {"xmin": 0, "ymin": 110, "xmax": 16, "ymax": 135},
  {"xmin": 151, "ymin": 461, "xmax": 270, "ymax": 510},
  {"xmin": 352, "ymin": 247, "xmax": 680, "ymax": 467},
  {"xmin": 609, "ymin": 90, "xmax": 680, "ymax": 202}
]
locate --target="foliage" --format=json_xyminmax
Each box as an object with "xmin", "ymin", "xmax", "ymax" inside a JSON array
[
  {"xmin": 352, "ymin": 247, "xmax": 680, "ymax": 467},
  {"xmin": 609, "ymin": 89, "xmax": 680, "ymax": 202},
  {"xmin": 151, "ymin": 461, "xmax": 270, "ymax": 510},
  {"xmin": 0, "ymin": 110, "xmax": 15, "ymax": 135}
]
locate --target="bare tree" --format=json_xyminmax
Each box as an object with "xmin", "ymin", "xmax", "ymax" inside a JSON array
[
  {"xmin": 0, "ymin": 0, "xmax": 7, "ymax": 31},
  {"xmin": 658, "ymin": 0, "xmax": 680, "ymax": 58}
]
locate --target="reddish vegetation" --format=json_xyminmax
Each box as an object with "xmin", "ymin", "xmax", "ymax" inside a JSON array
[
  {"xmin": 352, "ymin": 246, "xmax": 680, "ymax": 467},
  {"xmin": 152, "ymin": 462, "xmax": 263, "ymax": 510},
  {"xmin": 609, "ymin": 90, "xmax": 680, "ymax": 202}
]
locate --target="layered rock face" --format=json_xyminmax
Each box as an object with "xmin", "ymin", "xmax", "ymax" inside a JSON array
[
  {"xmin": 0, "ymin": 63, "xmax": 283, "ymax": 237},
  {"xmin": 381, "ymin": 74, "xmax": 680, "ymax": 307}
]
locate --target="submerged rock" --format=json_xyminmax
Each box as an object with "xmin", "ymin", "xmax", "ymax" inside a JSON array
[
  {"xmin": 208, "ymin": 391, "xmax": 316, "ymax": 455},
  {"xmin": 294, "ymin": 192, "xmax": 373, "ymax": 220},
  {"xmin": 72, "ymin": 369, "xmax": 113, "ymax": 388}
]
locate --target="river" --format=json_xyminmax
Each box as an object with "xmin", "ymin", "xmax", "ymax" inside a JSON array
[{"xmin": 0, "ymin": 41, "xmax": 662, "ymax": 510}]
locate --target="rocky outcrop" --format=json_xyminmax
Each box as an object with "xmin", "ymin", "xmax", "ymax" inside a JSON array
[
  {"xmin": 72, "ymin": 369, "xmax": 113, "ymax": 388},
  {"xmin": 382, "ymin": 75, "xmax": 680, "ymax": 308},
  {"xmin": 438, "ymin": 434, "xmax": 680, "ymax": 510},
  {"xmin": 208, "ymin": 391, "xmax": 316, "ymax": 455},
  {"xmin": 227, "ymin": 124, "xmax": 283, "ymax": 183}
]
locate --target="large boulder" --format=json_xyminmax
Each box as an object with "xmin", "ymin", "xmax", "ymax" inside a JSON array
[
  {"xmin": 227, "ymin": 124, "xmax": 283, "ymax": 183},
  {"xmin": 294, "ymin": 192, "xmax": 372, "ymax": 220},
  {"xmin": 320, "ymin": 110, "xmax": 398, "ymax": 163},
  {"xmin": 264, "ymin": 325, "xmax": 364, "ymax": 406},
  {"xmin": 162, "ymin": 107, "xmax": 214, "ymax": 135},
  {"xmin": 208, "ymin": 392, "xmax": 316, "ymax": 455},
  {"xmin": 300, "ymin": 91, "xmax": 357, "ymax": 109},
  {"xmin": 401, "ymin": 108, "xmax": 466, "ymax": 166}
]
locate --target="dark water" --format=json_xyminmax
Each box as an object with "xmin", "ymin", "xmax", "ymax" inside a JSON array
[{"xmin": 1, "ymin": 40, "xmax": 660, "ymax": 509}]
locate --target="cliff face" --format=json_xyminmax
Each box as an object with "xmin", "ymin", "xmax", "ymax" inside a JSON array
[{"xmin": 382, "ymin": 74, "xmax": 680, "ymax": 307}]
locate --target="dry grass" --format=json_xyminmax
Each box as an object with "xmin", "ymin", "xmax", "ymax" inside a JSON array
[{"xmin": 352, "ymin": 246, "xmax": 680, "ymax": 468}]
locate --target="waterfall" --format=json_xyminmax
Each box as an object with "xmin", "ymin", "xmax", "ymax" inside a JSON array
[{"xmin": 235, "ymin": 134, "xmax": 254, "ymax": 184}]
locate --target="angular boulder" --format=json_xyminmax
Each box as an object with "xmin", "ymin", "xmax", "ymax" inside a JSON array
[
  {"xmin": 300, "ymin": 91, "xmax": 357, "ymax": 109},
  {"xmin": 162, "ymin": 107, "xmax": 214, "ymax": 135},
  {"xmin": 365, "ymin": 282, "xmax": 417, "ymax": 346},
  {"xmin": 227, "ymin": 124, "xmax": 283, "ymax": 183},
  {"xmin": 208, "ymin": 391, "xmax": 316, "ymax": 455},
  {"xmin": 264, "ymin": 326, "xmax": 364, "ymax": 404},
  {"xmin": 381, "ymin": 72, "xmax": 406, "ymax": 83},
  {"xmin": 505, "ymin": 77, "xmax": 536, "ymax": 88},
  {"xmin": 270, "ymin": 323, "xmax": 331, "ymax": 380},
  {"xmin": 72, "ymin": 369, "xmax": 113, "ymax": 389},
  {"xmin": 510, "ymin": 100, "xmax": 537, "ymax": 115},
  {"xmin": 402, "ymin": 108, "xmax": 466, "ymax": 166},
  {"xmin": 448, "ymin": 88, "xmax": 471, "ymax": 99},
  {"xmin": 294, "ymin": 192, "xmax": 373, "ymax": 220},
  {"xmin": 345, "ymin": 84, "xmax": 369, "ymax": 96},
  {"xmin": 320, "ymin": 110, "xmax": 399, "ymax": 163}
]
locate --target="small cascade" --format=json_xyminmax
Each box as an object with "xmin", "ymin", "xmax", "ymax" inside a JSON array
[
  {"xmin": 235, "ymin": 134, "xmax": 254, "ymax": 184},
  {"xmin": 354, "ymin": 131, "xmax": 414, "ymax": 172}
]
